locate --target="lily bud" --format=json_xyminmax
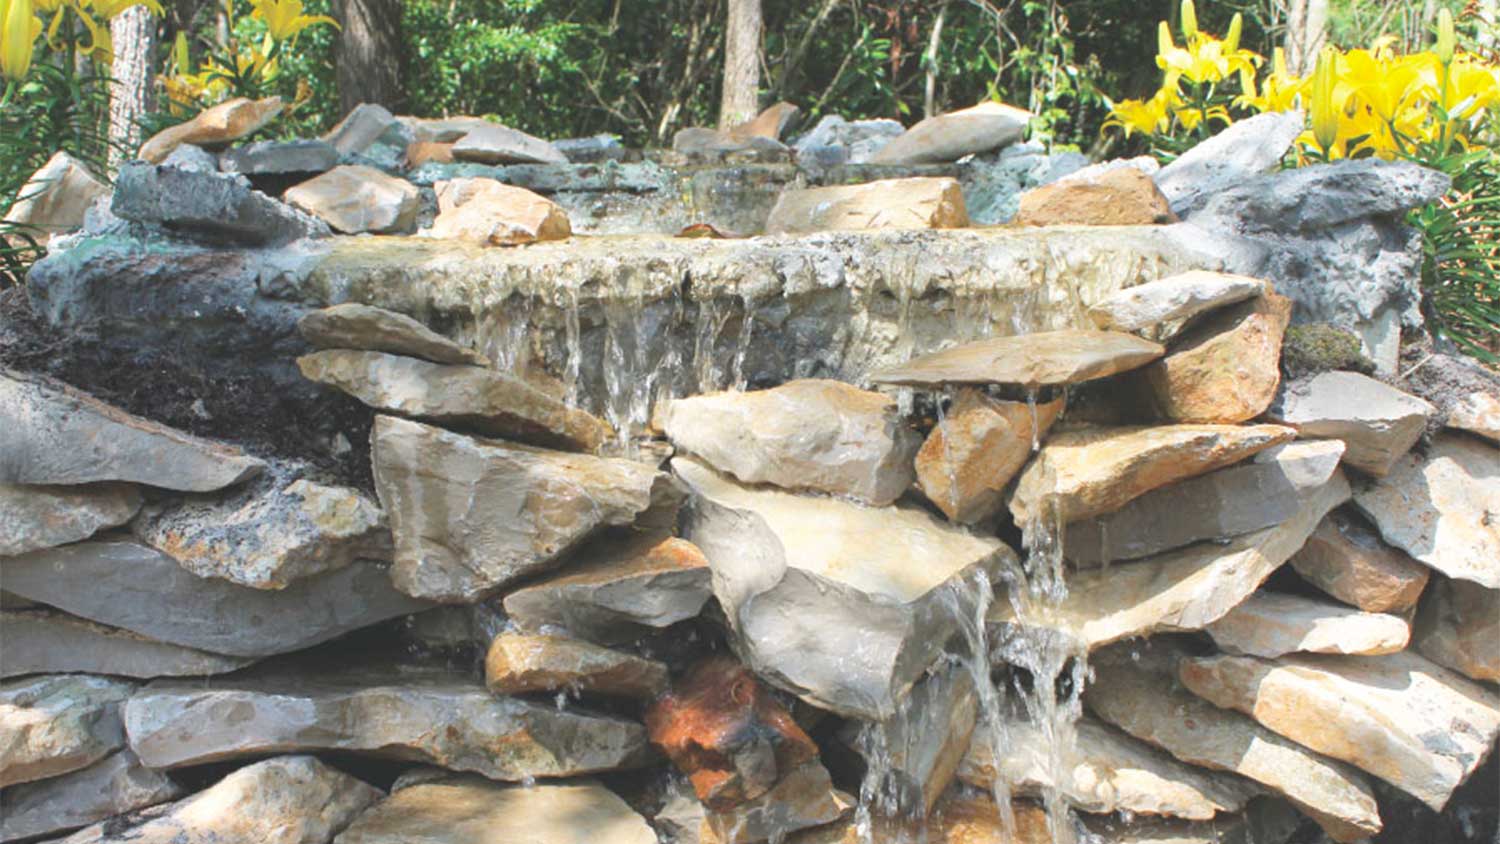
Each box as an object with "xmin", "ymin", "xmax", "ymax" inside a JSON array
[
  {"xmin": 1310, "ymin": 47, "xmax": 1340, "ymax": 156},
  {"xmin": 1158, "ymin": 20, "xmax": 1174, "ymax": 58},
  {"xmin": 1225, "ymin": 13, "xmax": 1244, "ymax": 53},
  {"xmin": 1180, "ymin": 0, "xmax": 1199, "ymax": 40},
  {"xmin": 1, "ymin": 0, "xmax": 40, "ymax": 83},
  {"xmin": 1435, "ymin": 8, "xmax": 1456, "ymax": 64}
]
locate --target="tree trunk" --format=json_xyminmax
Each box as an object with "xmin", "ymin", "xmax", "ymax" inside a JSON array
[
  {"xmin": 1283, "ymin": 0, "xmax": 1328, "ymax": 76},
  {"xmin": 924, "ymin": 2, "xmax": 949, "ymax": 119},
  {"xmin": 719, "ymin": 0, "xmax": 762, "ymax": 128},
  {"xmin": 108, "ymin": 7, "xmax": 157, "ymax": 169},
  {"xmin": 332, "ymin": 0, "xmax": 405, "ymax": 116}
]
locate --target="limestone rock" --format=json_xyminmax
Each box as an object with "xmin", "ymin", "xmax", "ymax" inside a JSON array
[
  {"xmin": 728, "ymin": 102, "xmax": 801, "ymax": 141},
  {"xmin": 1086, "ymin": 271, "xmax": 1264, "ymax": 335},
  {"xmin": 1086, "ymin": 647, "xmax": 1381, "ymax": 842},
  {"xmin": 451, "ymin": 123, "xmax": 568, "ymax": 165},
  {"xmin": 1447, "ymin": 391, "xmax": 1500, "ymax": 443},
  {"xmin": 1194, "ymin": 158, "xmax": 1450, "ymax": 232},
  {"xmin": 1269, "ymin": 371, "xmax": 1435, "ymax": 476},
  {"xmin": 372, "ymin": 416, "xmax": 667, "ymax": 602},
  {"xmin": 124, "ymin": 660, "xmax": 650, "ymax": 777},
  {"xmin": 1014, "ymin": 168, "xmax": 1177, "ymax": 226},
  {"xmin": 916, "ymin": 390, "xmax": 1064, "ymax": 524},
  {"xmin": 792, "ymin": 115, "xmax": 903, "ymax": 164},
  {"xmin": 113, "ymin": 161, "xmax": 329, "ymax": 245},
  {"xmin": 1206, "ymin": 590, "xmax": 1410, "ymax": 658},
  {"xmin": 299, "ymin": 302, "xmax": 488, "ymax": 366},
  {"xmin": 0, "ymin": 610, "xmax": 253, "ymax": 679},
  {"xmin": 324, "ymin": 103, "xmax": 405, "ymax": 156},
  {"xmin": 138, "ymin": 96, "xmax": 283, "ymax": 163},
  {"xmin": 0, "ymin": 749, "xmax": 183, "ymax": 842},
  {"xmin": 1290, "ymin": 507, "xmax": 1431, "ymax": 612},
  {"xmin": 871, "ymin": 101, "xmax": 1032, "ymax": 165},
  {"xmin": 132, "ymin": 475, "xmax": 388, "ymax": 589},
  {"xmin": 672, "ymin": 128, "xmax": 791, "ymax": 163},
  {"xmin": 484, "ymin": 633, "xmax": 669, "ymax": 699},
  {"xmin": 334, "ymin": 777, "xmax": 657, "ymax": 844},
  {"xmin": 1414, "ymin": 576, "xmax": 1500, "ymax": 683},
  {"xmin": 0, "ymin": 371, "xmax": 265, "ymax": 493},
  {"xmin": 428, "ymin": 177, "xmax": 572, "ymax": 246},
  {"xmin": 871, "ymin": 330, "xmax": 1164, "ymax": 390},
  {"xmin": 0, "ymin": 675, "xmax": 133, "ymax": 788},
  {"xmin": 1353, "ymin": 433, "xmax": 1500, "ymax": 588},
  {"xmin": 992, "ymin": 466, "xmax": 1349, "ymax": 651},
  {"xmin": 852, "ymin": 663, "xmax": 978, "ymax": 814},
  {"xmin": 502, "ymin": 533, "xmax": 713, "ymax": 643},
  {"xmin": 1008, "ymin": 423, "xmax": 1295, "ymax": 525},
  {"xmin": 1179, "ymin": 650, "xmax": 1500, "ymax": 810},
  {"xmin": 657, "ymin": 379, "xmax": 919, "ymax": 506},
  {"xmin": 0, "ymin": 482, "xmax": 142, "ymax": 556},
  {"xmin": 0, "ymin": 541, "xmax": 428, "ymax": 657},
  {"xmin": 1066, "ymin": 440, "xmax": 1345, "ymax": 566},
  {"xmin": 59, "ymin": 755, "xmax": 380, "ymax": 844},
  {"xmin": 1154, "ymin": 111, "xmax": 1306, "ymax": 216},
  {"xmin": 300, "ymin": 350, "xmax": 609, "ymax": 451},
  {"xmin": 2, "ymin": 151, "xmax": 108, "ymax": 235},
  {"xmin": 1143, "ymin": 290, "xmax": 1291, "ymax": 424},
  {"xmin": 647, "ymin": 657, "xmax": 821, "ymax": 810},
  {"xmin": 764, "ymin": 177, "xmax": 969, "ymax": 234},
  {"xmin": 284, "ymin": 165, "xmax": 421, "ymax": 234},
  {"xmin": 677, "ymin": 457, "xmax": 1011, "ymax": 719},
  {"xmin": 219, "ymin": 139, "xmax": 339, "ymax": 192},
  {"xmin": 701, "ymin": 763, "xmax": 848, "ymax": 844},
  {"xmin": 958, "ymin": 715, "xmax": 1260, "ymax": 820}
]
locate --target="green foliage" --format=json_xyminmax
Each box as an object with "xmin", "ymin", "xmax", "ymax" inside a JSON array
[{"xmin": 1410, "ymin": 148, "xmax": 1500, "ymax": 364}]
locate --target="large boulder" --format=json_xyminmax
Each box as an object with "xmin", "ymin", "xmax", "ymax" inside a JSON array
[
  {"xmin": 1153, "ymin": 111, "xmax": 1305, "ymax": 216},
  {"xmin": 0, "ymin": 482, "xmax": 142, "ymax": 556},
  {"xmin": 0, "ymin": 675, "xmax": 133, "ymax": 788},
  {"xmin": 371, "ymin": 416, "xmax": 671, "ymax": 602},
  {"xmin": 451, "ymin": 123, "xmax": 567, "ymax": 165},
  {"xmin": 428, "ymin": 178, "xmax": 573, "ymax": 246},
  {"xmin": 2, "ymin": 151, "xmax": 108, "ymax": 236},
  {"xmin": 138, "ymin": 96, "xmax": 283, "ymax": 163},
  {"xmin": 0, "ymin": 749, "xmax": 182, "ymax": 842},
  {"xmin": 1289, "ymin": 507, "xmax": 1431, "ymax": 612},
  {"xmin": 656, "ymin": 379, "xmax": 919, "ymax": 506},
  {"xmin": 1013, "ymin": 167, "xmax": 1176, "ymax": 226},
  {"xmin": 0, "ymin": 610, "xmax": 253, "ymax": 679},
  {"xmin": 1204, "ymin": 590, "xmax": 1409, "ymax": 658},
  {"xmin": 676, "ymin": 457, "xmax": 1011, "ymax": 719},
  {"xmin": 915, "ymin": 390, "xmax": 1064, "ymax": 524},
  {"xmin": 284, "ymin": 165, "xmax": 421, "ymax": 234},
  {"xmin": 1141, "ymin": 289, "xmax": 1291, "ymax": 424},
  {"xmin": 870, "ymin": 330, "xmax": 1163, "ymax": 390},
  {"xmin": 1268, "ymin": 370, "xmax": 1434, "ymax": 476},
  {"xmin": 113, "ymin": 161, "xmax": 329, "ymax": 245},
  {"xmin": 871, "ymin": 101, "xmax": 1032, "ymax": 165},
  {"xmin": 764, "ymin": 177, "xmax": 969, "ymax": 234}
]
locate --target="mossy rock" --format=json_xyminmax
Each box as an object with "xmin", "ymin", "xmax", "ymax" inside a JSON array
[{"xmin": 1282, "ymin": 323, "xmax": 1376, "ymax": 379}]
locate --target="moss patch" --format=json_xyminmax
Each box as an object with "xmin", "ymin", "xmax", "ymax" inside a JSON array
[{"xmin": 1281, "ymin": 323, "xmax": 1375, "ymax": 380}]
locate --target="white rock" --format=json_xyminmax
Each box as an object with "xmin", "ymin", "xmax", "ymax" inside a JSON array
[
  {"xmin": 1154, "ymin": 111, "xmax": 1306, "ymax": 216},
  {"xmin": 1205, "ymin": 590, "xmax": 1410, "ymax": 658},
  {"xmin": 1447, "ymin": 391, "xmax": 1500, "ymax": 443},
  {"xmin": 1086, "ymin": 271, "xmax": 1264, "ymax": 335}
]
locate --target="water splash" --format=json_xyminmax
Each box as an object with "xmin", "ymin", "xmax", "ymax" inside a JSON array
[{"xmin": 563, "ymin": 285, "xmax": 583, "ymax": 407}]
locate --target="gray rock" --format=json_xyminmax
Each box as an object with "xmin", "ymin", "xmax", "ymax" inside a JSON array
[
  {"xmin": 1194, "ymin": 159, "xmax": 1451, "ymax": 234},
  {"xmin": 57, "ymin": 755, "xmax": 381, "ymax": 844},
  {"xmin": 1085, "ymin": 270, "xmax": 1265, "ymax": 336},
  {"xmin": 299, "ymin": 302, "xmax": 489, "ymax": 366},
  {"xmin": 324, "ymin": 103, "xmax": 407, "ymax": 156},
  {"xmin": 1154, "ymin": 111, "xmax": 1305, "ymax": 216},
  {"xmin": 0, "ymin": 610, "xmax": 253, "ymax": 679},
  {"xmin": 112, "ymin": 162, "xmax": 329, "ymax": 245},
  {"xmin": 1414, "ymin": 575, "xmax": 1500, "ymax": 683},
  {"xmin": 0, "ymin": 541, "xmax": 429, "ymax": 657},
  {"xmin": 502, "ymin": 533, "xmax": 713, "ymax": 644},
  {"xmin": 792, "ymin": 115, "xmax": 904, "ymax": 164},
  {"xmin": 1066, "ymin": 440, "xmax": 1346, "ymax": 566},
  {"xmin": 872, "ymin": 101, "xmax": 1031, "ymax": 165},
  {"xmin": 1269, "ymin": 371, "xmax": 1434, "ymax": 476},
  {"xmin": 961, "ymin": 143, "xmax": 1088, "ymax": 224},
  {"xmin": 0, "ymin": 370, "xmax": 265, "ymax": 492},
  {"xmin": 656, "ymin": 380, "xmax": 919, "ymax": 506},
  {"xmin": 124, "ymin": 660, "xmax": 650, "ymax": 778},
  {"xmin": 702, "ymin": 762, "xmax": 848, "ymax": 844},
  {"xmin": 0, "ymin": 749, "xmax": 183, "ymax": 842},
  {"xmin": 870, "ymin": 329, "xmax": 1163, "ymax": 389},
  {"xmin": 850, "ymin": 663, "xmax": 977, "ymax": 815},
  {"xmin": 452, "ymin": 123, "xmax": 567, "ymax": 165},
  {"xmin": 672, "ymin": 128, "xmax": 790, "ymax": 163},
  {"xmin": 284, "ymin": 165, "xmax": 421, "ymax": 234},
  {"xmin": 676, "ymin": 456, "xmax": 1012, "ymax": 719},
  {"xmin": 1205, "ymin": 590, "xmax": 1410, "ymax": 658},
  {"xmin": 372, "ymin": 416, "xmax": 670, "ymax": 603},
  {"xmin": 555, "ymin": 134, "xmax": 627, "ymax": 163},
  {"xmin": 220, "ymin": 139, "xmax": 339, "ymax": 191},
  {"xmin": 0, "ymin": 482, "xmax": 142, "ymax": 556},
  {"xmin": 300, "ymin": 350, "xmax": 610, "ymax": 452},
  {"xmin": 0, "ymin": 675, "xmax": 133, "ymax": 788},
  {"xmin": 158, "ymin": 143, "xmax": 218, "ymax": 173}
]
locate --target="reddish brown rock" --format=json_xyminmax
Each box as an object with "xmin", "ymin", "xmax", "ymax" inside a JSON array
[
  {"xmin": 916, "ymin": 389, "xmax": 1064, "ymax": 524},
  {"xmin": 645, "ymin": 657, "xmax": 820, "ymax": 810},
  {"xmin": 728, "ymin": 102, "xmax": 800, "ymax": 141},
  {"xmin": 1014, "ymin": 168, "xmax": 1177, "ymax": 226},
  {"xmin": 1143, "ymin": 290, "xmax": 1291, "ymax": 424},
  {"xmin": 1290, "ymin": 508, "xmax": 1431, "ymax": 613},
  {"xmin": 405, "ymin": 141, "xmax": 455, "ymax": 167}
]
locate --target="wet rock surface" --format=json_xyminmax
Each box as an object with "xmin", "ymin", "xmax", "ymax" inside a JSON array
[
  {"xmin": 872, "ymin": 330, "xmax": 1164, "ymax": 390},
  {"xmin": 484, "ymin": 632, "xmax": 669, "ymax": 699},
  {"xmin": 915, "ymin": 390, "xmax": 1064, "ymax": 524},
  {"xmin": 299, "ymin": 302, "xmax": 489, "ymax": 366}
]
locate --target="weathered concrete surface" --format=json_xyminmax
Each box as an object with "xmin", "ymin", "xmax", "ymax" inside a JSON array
[
  {"xmin": 0, "ymin": 675, "xmax": 133, "ymax": 788},
  {"xmin": 0, "ymin": 749, "xmax": 182, "ymax": 842},
  {"xmin": 124, "ymin": 661, "xmax": 650, "ymax": 778},
  {"xmin": 0, "ymin": 610, "xmax": 253, "ymax": 679},
  {"xmin": 0, "ymin": 482, "xmax": 142, "ymax": 556}
]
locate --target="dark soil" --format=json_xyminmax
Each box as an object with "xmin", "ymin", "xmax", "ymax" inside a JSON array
[{"xmin": 0, "ymin": 286, "xmax": 375, "ymax": 491}]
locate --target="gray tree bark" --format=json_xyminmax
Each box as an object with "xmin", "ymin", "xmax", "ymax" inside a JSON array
[
  {"xmin": 332, "ymin": 0, "xmax": 405, "ymax": 116},
  {"xmin": 1283, "ymin": 0, "xmax": 1329, "ymax": 76},
  {"xmin": 719, "ymin": 0, "xmax": 763, "ymax": 128},
  {"xmin": 108, "ymin": 7, "xmax": 157, "ymax": 169}
]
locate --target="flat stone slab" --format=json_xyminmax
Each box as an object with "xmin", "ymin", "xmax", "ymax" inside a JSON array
[
  {"xmin": 871, "ymin": 101, "xmax": 1031, "ymax": 165},
  {"xmin": 452, "ymin": 123, "xmax": 568, "ymax": 165},
  {"xmin": 677, "ymin": 457, "xmax": 1012, "ymax": 718},
  {"xmin": 0, "ymin": 675, "xmax": 133, "ymax": 788},
  {"xmin": 372, "ymin": 416, "xmax": 668, "ymax": 602},
  {"xmin": 1086, "ymin": 270, "xmax": 1265, "ymax": 335},
  {"xmin": 1353, "ymin": 433, "xmax": 1500, "ymax": 588},
  {"xmin": 870, "ymin": 330, "xmax": 1163, "ymax": 390},
  {"xmin": 0, "ymin": 541, "xmax": 429, "ymax": 657},
  {"xmin": 219, "ymin": 139, "xmax": 339, "ymax": 177},
  {"xmin": 0, "ymin": 482, "xmax": 142, "ymax": 556},
  {"xmin": 1205, "ymin": 590, "xmax": 1409, "ymax": 658},
  {"xmin": 958, "ymin": 715, "xmax": 1260, "ymax": 820},
  {"xmin": 0, "ymin": 749, "xmax": 182, "ymax": 842},
  {"xmin": 301, "ymin": 350, "xmax": 610, "ymax": 452},
  {"xmin": 656, "ymin": 379, "xmax": 919, "ymax": 505},
  {"xmin": 1086, "ymin": 646, "xmax": 1381, "ymax": 842},
  {"xmin": 1009, "ymin": 423, "xmax": 1295, "ymax": 525},
  {"xmin": 299, "ymin": 302, "xmax": 489, "ymax": 366},
  {"xmin": 138, "ymin": 96, "xmax": 283, "ymax": 163},
  {"xmin": 501, "ymin": 533, "xmax": 712, "ymax": 643},
  {"xmin": 1414, "ymin": 576, "xmax": 1500, "ymax": 683},
  {"xmin": 1179, "ymin": 650, "xmax": 1500, "ymax": 810},
  {"xmin": 124, "ymin": 661, "xmax": 651, "ymax": 778},
  {"xmin": 334, "ymin": 777, "xmax": 657, "ymax": 844},
  {"xmin": 1290, "ymin": 507, "xmax": 1432, "ymax": 612},
  {"xmin": 59, "ymin": 755, "xmax": 381, "ymax": 844},
  {"xmin": 0, "ymin": 369, "xmax": 265, "ymax": 492},
  {"xmin": 113, "ymin": 161, "xmax": 329, "ymax": 245},
  {"xmin": 0, "ymin": 609, "xmax": 253, "ymax": 679},
  {"xmin": 1066, "ymin": 440, "xmax": 1345, "ymax": 565},
  {"xmin": 484, "ymin": 632, "xmax": 668, "ymax": 699},
  {"xmin": 764, "ymin": 177, "xmax": 969, "ymax": 234},
  {"xmin": 284, "ymin": 165, "xmax": 420, "ymax": 235},
  {"xmin": 1270, "ymin": 371, "xmax": 1435, "ymax": 476}
]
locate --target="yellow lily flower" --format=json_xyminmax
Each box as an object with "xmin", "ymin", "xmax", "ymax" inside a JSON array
[
  {"xmin": 1, "ymin": 0, "xmax": 41, "ymax": 82},
  {"xmin": 1224, "ymin": 13, "xmax": 1243, "ymax": 53},
  {"xmin": 1236, "ymin": 47, "xmax": 1305, "ymax": 112},
  {"xmin": 248, "ymin": 0, "xmax": 336, "ymax": 42},
  {"xmin": 1104, "ymin": 87, "xmax": 1176, "ymax": 137},
  {"xmin": 1342, "ymin": 48, "xmax": 1424, "ymax": 123},
  {"xmin": 1173, "ymin": 103, "xmax": 1231, "ymax": 131}
]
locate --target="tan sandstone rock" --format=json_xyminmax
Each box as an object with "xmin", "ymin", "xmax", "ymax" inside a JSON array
[
  {"xmin": 138, "ymin": 96, "xmax": 283, "ymax": 163},
  {"xmin": 0, "ymin": 675, "xmax": 133, "ymax": 788},
  {"xmin": 1290, "ymin": 507, "xmax": 1431, "ymax": 612},
  {"xmin": 727, "ymin": 102, "xmax": 801, "ymax": 141},
  {"xmin": 765, "ymin": 177, "xmax": 969, "ymax": 234},
  {"xmin": 299, "ymin": 302, "xmax": 489, "ymax": 366},
  {"xmin": 484, "ymin": 632, "xmax": 668, "ymax": 699},
  {"xmin": 871, "ymin": 101, "xmax": 1032, "ymax": 165},
  {"xmin": 1014, "ymin": 168, "xmax": 1177, "ymax": 226},
  {"xmin": 2, "ymin": 151, "xmax": 108, "ymax": 236},
  {"xmin": 1414, "ymin": 576, "xmax": 1500, "ymax": 683},
  {"xmin": 404, "ymin": 140, "xmax": 455, "ymax": 167},
  {"xmin": 284, "ymin": 165, "xmax": 420, "ymax": 234},
  {"xmin": 1205, "ymin": 590, "xmax": 1410, "ymax": 658},
  {"xmin": 916, "ymin": 390, "xmax": 1064, "ymax": 524},
  {"xmin": 429, "ymin": 178, "xmax": 572, "ymax": 246},
  {"xmin": 1447, "ymin": 391, "xmax": 1500, "ymax": 443},
  {"xmin": 1142, "ymin": 290, "xmax": 1291, "ymax": 424},
  {"xmin": 871, "ymin": 330, "xmax": 1164, "ymax": 390}
]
